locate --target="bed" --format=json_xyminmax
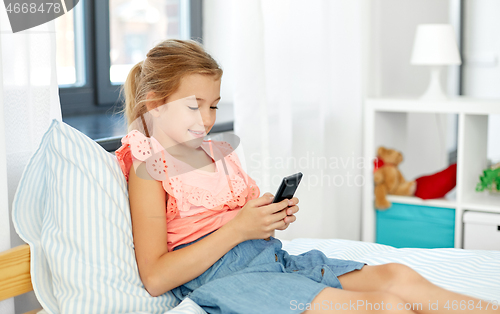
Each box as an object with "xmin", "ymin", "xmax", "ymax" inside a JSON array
[
  {"xmin": 2, "ymin": 120, "xmax": 499, "ymax": 313},
  {"xmin": 1, "ymin": 238, "xmax": 499, "ymax": 314}
]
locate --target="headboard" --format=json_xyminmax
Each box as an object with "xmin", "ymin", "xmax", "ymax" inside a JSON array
[{"xmin": 0, "ymin": 244, "xmax": 42, "ymax": 314}]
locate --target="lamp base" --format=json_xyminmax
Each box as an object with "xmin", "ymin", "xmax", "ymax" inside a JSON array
[{"xmin": 420, "ymin": 66, "xmax": 449, "ymax": 101}]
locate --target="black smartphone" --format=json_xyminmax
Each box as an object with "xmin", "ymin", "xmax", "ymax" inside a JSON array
[{"xmin": 272, "ymin": 172, "xmax": 303, "ymax": 204}]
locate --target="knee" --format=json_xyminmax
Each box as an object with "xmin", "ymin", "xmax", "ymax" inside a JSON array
[{"xmin": 380, "ymin": 263, "xmax": 426, "ymax": 291}]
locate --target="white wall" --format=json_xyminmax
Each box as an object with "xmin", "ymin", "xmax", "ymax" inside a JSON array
[
  {"xmin": 366, "ymin": 0, "xmax": 457, "ymax": 180},
  {"xmin": 206, "ymin": 0, "xmax": 455, "ymax": 98},
  {"xmin": 461, "ymin": 0, "xmax": 500, "ymax": 164},
  {"xmin": 367, "ymin": 0, "xmax": 456, "ymax": 98}
]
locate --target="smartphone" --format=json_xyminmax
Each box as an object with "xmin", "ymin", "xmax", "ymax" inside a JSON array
[{"xmin": 272, "ymin": 172, "xmax": 303, "ymax": 204}]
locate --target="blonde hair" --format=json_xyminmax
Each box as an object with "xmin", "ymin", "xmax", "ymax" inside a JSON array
[{"xmin": 118, "ymin": 39, "xmax": 223, "ymax": 136}]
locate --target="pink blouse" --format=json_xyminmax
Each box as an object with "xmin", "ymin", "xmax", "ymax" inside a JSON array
[{"xmin": 115, "ymin": 130, "xmax": 260, "ymax": 251}]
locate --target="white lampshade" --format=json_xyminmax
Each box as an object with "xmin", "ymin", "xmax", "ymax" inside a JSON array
[{"xmin": 411, "ymin": 24, "xmax": 462, "ymax": 65}]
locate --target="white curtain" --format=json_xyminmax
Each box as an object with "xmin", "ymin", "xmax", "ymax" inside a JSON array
[
  {"xmin": 0, "ymin": 6, "xmax": 62, "ymax": 313},
  {"xmin": 231, "ymin": 0, "xmax": 364, "ymax": 240}
]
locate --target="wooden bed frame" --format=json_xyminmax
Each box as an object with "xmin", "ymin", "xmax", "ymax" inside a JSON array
[{"xmin": 0, "ymin": 244, "xmax": 43, "ymax": 314}]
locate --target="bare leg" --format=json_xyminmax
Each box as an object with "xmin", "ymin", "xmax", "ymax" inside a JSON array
[
  {"xmin": 303, "ymin": 287, "xmax": 418, "ymax": 314},
  {"xmin": 337, "ymin": 263, "xmax": 499, "ymax": 314}
]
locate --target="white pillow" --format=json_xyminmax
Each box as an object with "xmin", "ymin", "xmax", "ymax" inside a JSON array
[{"xmin": 12, "ymin": 119, "xmax": 205, "ymax": 314}]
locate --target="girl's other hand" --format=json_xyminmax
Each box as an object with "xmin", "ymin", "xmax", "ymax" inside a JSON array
[
  {"xmin": 275, "ymin": 197, "xmax": 299, "ymax": 231},
  {"xmin": 228, "ymin": 192, "xmax": 290, "ymax": 242}
]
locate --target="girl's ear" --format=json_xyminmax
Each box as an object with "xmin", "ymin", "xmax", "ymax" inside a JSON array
[{"xmin": 146, "ymin": 91, "xmax": 163, "ymax": 118}]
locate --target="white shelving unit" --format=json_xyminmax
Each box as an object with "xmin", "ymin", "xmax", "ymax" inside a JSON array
[{"xmin": 362, "ymin": 97, "xmax": 500, "ymax": 248}]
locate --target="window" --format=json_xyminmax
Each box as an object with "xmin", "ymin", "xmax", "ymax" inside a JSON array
[
  {"xmin": 57, "ymin": 0, "xmax": 203, "ymax": 117},
  {"xmin": 56, "ymin": 3, "xmax": 83, "ymax": 87},
  {"xmin": 109, "ymin": 0, "xmax": 192, "ymax": 84}
]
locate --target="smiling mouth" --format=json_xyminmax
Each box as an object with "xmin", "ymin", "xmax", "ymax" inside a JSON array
[{"xmin": 188, "ymin": 129, "xmax": 205, "ymax": 136}]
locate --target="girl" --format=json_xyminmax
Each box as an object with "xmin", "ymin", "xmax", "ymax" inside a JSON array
[{"xmin": 115, "ymin": 39, "xmax": 497, "ymax": 314}]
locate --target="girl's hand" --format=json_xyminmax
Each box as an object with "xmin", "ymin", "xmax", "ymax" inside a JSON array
[
  {"xmin": 228, "ymin": 192, "xmax": 290, "ymax": 242},
  {"xmin": 275, "ymin": 196, "xmax": 299, "ymax": 231}
]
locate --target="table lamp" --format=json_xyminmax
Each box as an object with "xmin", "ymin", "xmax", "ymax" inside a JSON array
[{"xmin": 410, "ymin": 24, "xmax": 462, "ymax": 100}]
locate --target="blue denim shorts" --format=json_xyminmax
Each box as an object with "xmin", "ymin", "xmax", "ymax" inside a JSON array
[{"xmin": 170, "ymin": 231, "xmax": 366, "ymax": 314}]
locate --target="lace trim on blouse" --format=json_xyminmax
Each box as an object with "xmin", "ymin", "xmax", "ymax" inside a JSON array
[{"xmin": 115, "ymin": 130, "xmax": 260, "ymax": 223}]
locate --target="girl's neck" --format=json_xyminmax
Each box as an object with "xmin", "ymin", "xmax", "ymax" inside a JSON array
[{"xmin": 151, "ymin": 124, "xmax": 202, "ymax": 159}]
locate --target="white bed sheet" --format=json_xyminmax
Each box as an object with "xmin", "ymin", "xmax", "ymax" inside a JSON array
[
  {"xmin": 37, "ymin": 238, "xmax": 500, "ymax": 314},
  {"xmin": 35, "ymin": 298, "xmax": 205, "ymax": 314},
  {"xmin": 280, "ymin": 238, "xmax": 500, "ymax": 301}
]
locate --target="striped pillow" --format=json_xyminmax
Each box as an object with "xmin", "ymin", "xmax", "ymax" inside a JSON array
[{"xmin": 12, "ymin": 119, "xmax": 202, "ymax": 314}]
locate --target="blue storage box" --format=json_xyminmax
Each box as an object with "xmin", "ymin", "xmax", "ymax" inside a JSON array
[{"xmin": 376, "ymin": 202, "xmax": 455, "ymax": 248}]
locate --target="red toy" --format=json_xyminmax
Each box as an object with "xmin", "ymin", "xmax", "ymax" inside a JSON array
[{"xmin": 414, "ymin": 163, "xmax": 457, "ymax": 200}]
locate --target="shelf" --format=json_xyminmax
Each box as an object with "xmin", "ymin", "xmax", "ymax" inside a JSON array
[
  {"xmin": 363, "ymin": 96, "xmax": 500, "ymax": 248},
  {"xmin": 387, "ymin": 195, "xmax": 456, "ymax": 208},
  {"xmin": 367, "ymin": 97, "xmax": 500, "ymax": 115},
  {"xmin": 386, "ymin": 195, "xmax": 500, "ymax": 213},
  {"xmin": 462, "ymin": 193, "xmax": 500, "ymax": 213}
]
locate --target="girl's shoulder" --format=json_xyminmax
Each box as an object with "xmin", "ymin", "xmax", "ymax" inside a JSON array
[
  {"xmin": 115, "ymin": 130, "xmax": 169, "ymax": 183},
  {"xmin": 116, "ymin": 131, "xmax": 177, "ymax": 222},
  {"xmin": 118, "ymin": 130, "xmax": 164, "ymax": 160}
]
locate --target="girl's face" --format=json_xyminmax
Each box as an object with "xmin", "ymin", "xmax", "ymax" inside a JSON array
[{"xmin": 152, "ymin": 74, "xmax": 221, "ymax": 150}]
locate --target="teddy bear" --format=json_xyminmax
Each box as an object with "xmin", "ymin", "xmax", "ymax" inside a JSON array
[{"xmin": 373, "ymin": 146, "xmax": 416, "ymax": 210}]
